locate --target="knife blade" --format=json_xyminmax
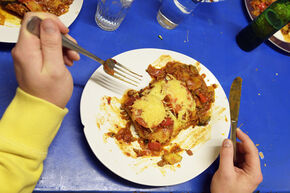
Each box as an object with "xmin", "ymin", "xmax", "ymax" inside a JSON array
[{"xmin": 229, "ymin": 76, "xmax": 242, "ymax": 162}]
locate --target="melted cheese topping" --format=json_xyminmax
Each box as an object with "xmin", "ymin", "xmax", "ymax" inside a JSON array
[
  {"xmin": 165, "ymin": 79, "xmax": 195, "ymax": 109},
  {"xmin": 165, "ymin": 79, "xmax": 195, "ymax": 135},
  {"xmin": 132, "ymin": 77, "xmax": 196, "ymax": 132},
  {"xmin": 132, "ymin": 93, "xmax": 166, "ymax": 129}
]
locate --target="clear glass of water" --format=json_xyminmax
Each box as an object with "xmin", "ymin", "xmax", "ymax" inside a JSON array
[
  {"xmin": 157, "ymin": 0, "xmax": 200, "ymax": 30},
  {"xmin": 95, "ymin": 0, "xmax": 134, "ymax": 31}
]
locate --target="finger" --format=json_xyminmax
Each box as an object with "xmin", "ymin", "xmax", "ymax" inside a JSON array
[
  {"xmin": 237, "ymin": 141, "xmax": 245, "ymax": 154},
  {"xmin": 236, "ymin": 129, "xmax": 258, "ymax": 156},
  {"xmin": 64, "ymin": 48, "xmax": 80, "ymax": 61},
  {"xmin": 63, "ymin": 34, "xmax": 80, "ymax": 61},
  {"xmin": 236, "ymin": 129, "xmax": 260, "ymax": 168},
  {"xmin": 235, "ymin": 142, "xmax": 245, "ymax": 167},
  {"xmin": 218, "ymin": 139, "xmax": 235, "ymax": 176},
  {"xmin": 22, "ymin": 12, "xmax": 69, "ymax": 33},
  {"xmin": 63, "ymin": 55, "xmax": 73, "ymax": 66},
  {"xmin": 15, "ymin": 15, "xmax": 41, "ymax": 69},
  {"xmin": 18, "ymin": 12, "xmax": 68, "ymax": 49},
  {"xmin": 40, "ymin": 18, "xmax": 64, "ymax": 69},
  {"xmin": 12, "ymin": 40, "xmax": 43, "ymax": 74}
]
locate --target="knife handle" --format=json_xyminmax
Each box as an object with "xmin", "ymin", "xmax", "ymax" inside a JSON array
[{"xmin": 230, "ymin": 121, "xmax": 237, "ymax": 162}]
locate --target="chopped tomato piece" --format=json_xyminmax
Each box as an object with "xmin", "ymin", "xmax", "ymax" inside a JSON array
[
  {"xmin": 163, "ymin": 95, "xmax": 171, "ymax": 103},
  {"xmin": 174, "ymin": 104, "xmax": 182, "ymax": 113},
  {"xmin": 135, "ymin": 109, "xmax": 142, "ymax": 116},
  {"xmin": 148, "ymin": 141, "xmax": 161, "ymax": 151},
  {"xmin": 147, "ymin": 65, "xmax": 164, "ymax": 78},
  {"xmin": 172, "ymin": 97, "xmax": 177, "ymax": 103},
  {"xmin": 125, "ymin": 97, "xmax": 135, "ymax": 106},
  {"xmin": 160, "ymin": 118, "xmax": 174, "ymax": 127},
  {"xmin": 135, "ymin": 117, "xmax": 148, "ymax": 128},
  {"xmin": 106, "ymin": 96, "xmax": 111, "ymax": 105},
  {"xmin": 258, "ymin": 2, "xmax": 266, "ymax": 11},
  {"xmin": 186, "ymin": 149, "xmax": 193, "ymax": 156},
  {"xmin": 197, "ymin": 93, "xmax": 208, "ymax": 103}
]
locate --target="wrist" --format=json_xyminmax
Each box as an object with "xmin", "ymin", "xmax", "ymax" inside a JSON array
[{"xmin": 19, "ymin": 86, "xmax": 69, "ymax": 109}]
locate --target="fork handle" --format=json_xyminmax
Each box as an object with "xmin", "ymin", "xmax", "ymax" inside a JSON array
[
  {"xmin": 61, "ymin": 35, "xmax": 105, "ymax": 65},
  {"xmin": 26, "ymin": 16, "xmax": 105, "ymax": 65}
]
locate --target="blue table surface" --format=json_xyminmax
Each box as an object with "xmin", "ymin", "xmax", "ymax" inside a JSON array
[{"xmin": 0, "ymin": 0, "xmax": 290, "ymax": 192}]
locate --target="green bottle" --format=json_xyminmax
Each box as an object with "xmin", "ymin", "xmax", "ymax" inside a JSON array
[{"xmin": 236, "ymin": 0, "xmax": 290, "ymax": 52}]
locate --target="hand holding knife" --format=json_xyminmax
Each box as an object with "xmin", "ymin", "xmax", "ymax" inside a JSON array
[{"xmin": 229, "ymin": 77, "xmax": 242, "ymax": 162}]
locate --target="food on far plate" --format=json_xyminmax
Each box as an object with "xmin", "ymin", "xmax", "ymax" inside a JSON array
[
  {"xmin": 250, "ymin": 0, "xmax": 290, "ymax": 42},
  {"xmin": 103, "ymin": 57, "xmax": 216, "ymax": 167},
  {"xmin": 0, "ymin": 12, "xmax": 5, "ymax": 25},
  {"xmin": 0, "ymin": 0, "xmax": 74, "ymax": 25},
  {"xmin": 281, "ymin": 24, "xmax": 290, "ymax": 42}
]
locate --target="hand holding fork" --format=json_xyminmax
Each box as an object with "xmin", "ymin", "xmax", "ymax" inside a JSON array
[{"xmin": 26, "ymin": 16, "xmax": 142, "ymax": 86}]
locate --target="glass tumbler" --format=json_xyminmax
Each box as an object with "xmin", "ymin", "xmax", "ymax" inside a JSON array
[
  {"xmin": 157, "ymin": 0, "xmax": 200, "ymax": 30},
  {"xmin": 95, "ymin": 0, "xmax": 134, "ymax": 31}
]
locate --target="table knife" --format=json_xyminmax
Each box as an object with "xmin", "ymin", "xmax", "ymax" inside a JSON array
[{"xmin": 229, "ymin": 77, "xmax": 242, "ymax": 162}]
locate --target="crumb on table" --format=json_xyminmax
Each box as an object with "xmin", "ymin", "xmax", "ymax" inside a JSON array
[{"xmin": 259, "ymin": 151, "xmax": 264, "ymax": 159}]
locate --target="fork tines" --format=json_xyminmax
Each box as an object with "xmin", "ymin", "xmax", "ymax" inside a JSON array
[{"xmin": 111, "ymin": 64, "xmax": 142, "ymax": 87}]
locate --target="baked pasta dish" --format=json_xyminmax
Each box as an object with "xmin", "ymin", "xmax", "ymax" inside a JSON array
[
  {"xmin": 0, "ymin": 0, "xmax": 73, "ymax": 25},
  {"xmin": 250, "ymin": 0, "xmax": 290, "ymax": 42},
  {"xmin": 108, "ymin": 59, "xmax": 215, "ymax": 167}
]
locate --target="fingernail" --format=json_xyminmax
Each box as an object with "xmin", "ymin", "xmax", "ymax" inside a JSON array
[
  {"xmin": 74, "ymin": 51, "xmax": 80, "ymax": 60},
  {"xmin": 237, "ymin": 128, "xmax": 242, "ymax": 132},
  {"xmin": 223, "ymin": 139, "xmax": 232, "ymax": 148},
  {"xmin": 42, "ymin": 19, "xmax": 57, "ymax": 34}
]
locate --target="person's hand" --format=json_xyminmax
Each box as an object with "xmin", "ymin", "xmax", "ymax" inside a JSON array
[
  {"xmin": 11, "ymin": 12, "xmax": 80, "ymax": 108},
  {"xmin": 210, "ymin": 128, "xmax": 263, "ymax": 193}
]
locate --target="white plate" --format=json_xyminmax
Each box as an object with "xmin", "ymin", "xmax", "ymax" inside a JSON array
[
  {"xmin": 0, "ymin": 0, "xmax": 83, "ymax": 43},
  {"xmin": 80, "ymin": 48, "xmax": 231, "ymax": 186}
]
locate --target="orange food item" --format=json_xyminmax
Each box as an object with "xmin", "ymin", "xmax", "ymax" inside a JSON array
[
  {"xmin": 121, "ymin": 61, "xmax": 214, "ymax": 151},
  {"xmin": 109, "ymin": 60, "xmax": 215, "ymax": 166},
  {"xmin": 0, "ymin": 13, "xmax": 5, "ymax": 25},
  {"xmin": 3, "ymin": 0, "xmax": 73, "ymax": 17}
]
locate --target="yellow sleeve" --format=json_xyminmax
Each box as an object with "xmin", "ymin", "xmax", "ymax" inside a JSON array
[{"xmin": 0, "ymin": 88, "xmax": 68, "ymax": 193}]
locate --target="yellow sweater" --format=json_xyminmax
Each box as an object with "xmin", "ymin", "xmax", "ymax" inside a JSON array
[{"xmin": 0, "ymin": 88, "xmax": 68, "ymax": 193}]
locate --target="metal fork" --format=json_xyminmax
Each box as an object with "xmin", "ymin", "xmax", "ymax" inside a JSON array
[{"xmin": 26, "ymin": 16, "xmax": 142, "ymax": 86}]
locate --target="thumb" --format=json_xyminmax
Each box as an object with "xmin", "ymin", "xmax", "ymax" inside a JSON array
[
  {"xmin": 218, "ymin": 139, "xmax": 234, "ymax": 174},
  {"xmin": 40, "ymin": 19, "xmax": 63, "ymax": 70}
]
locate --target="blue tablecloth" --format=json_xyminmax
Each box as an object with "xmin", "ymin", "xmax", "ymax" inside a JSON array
[{"xmin": 0, "ymin": 0, "xmax": 289, "ymax": 192}]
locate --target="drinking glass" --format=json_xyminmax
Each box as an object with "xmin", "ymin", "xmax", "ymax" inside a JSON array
[
  {"xmin": 157, "ymin": 0, "xmax": 200, "ymax": 30},
  {"xmin": 95, "ymin": 0, "xmax": 134, "ymax": 31}
]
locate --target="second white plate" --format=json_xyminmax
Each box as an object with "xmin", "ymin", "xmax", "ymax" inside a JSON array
[{"xmin": 0, "ymin": 0, "xmax": 83, "ymax": 43}]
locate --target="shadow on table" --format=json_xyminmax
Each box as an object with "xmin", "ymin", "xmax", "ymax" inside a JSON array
[
  {"xmin": 90, "ymin": 71, "xmax": 129, "ymax": 95},
  {"xmin": 0, "ymin": 57, "xmax": 17, "ymax": 117},
  {"xmin": 0, "ymin": 42, "xmax": 14, "ymax": 52},
  {"xmin": 264, "ymin": 41, "xmax": 290, "ymax": 56}
]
